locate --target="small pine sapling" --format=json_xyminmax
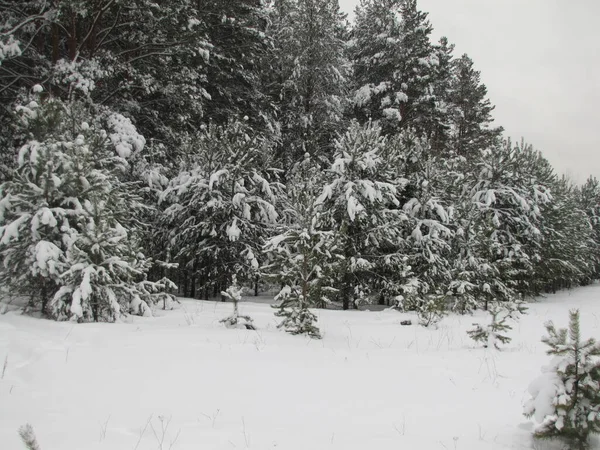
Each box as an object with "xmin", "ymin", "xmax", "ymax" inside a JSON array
[
  {"xmin": 524, "ymin": 310, "xmax": 600, "ymax": 448},
  {"xmin": 468, "ymin": 301, "xmax": 526, "ymax": 349},
  {"xmin": 263, "ymin": 154, "xmax": 333, "ymax": 339},
  {"xmin": 220, "ymin": 276, "xmax": 256, "ymax": 330},
  {"xmin": 417, "ymin": 294, "xmax": 448, "ymax": 327},
  {"xmin": 273, "ymin": 286, "xmax": 322, "ymax": 339}
]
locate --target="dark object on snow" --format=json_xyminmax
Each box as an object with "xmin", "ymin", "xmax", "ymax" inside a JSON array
[
  {"xmin": 220, "ymin": 314, "xmax": 256, "ymax": 330},
  {"xmin": 400, "ymin": 320, "xmax": 412, "ymax": 326}
]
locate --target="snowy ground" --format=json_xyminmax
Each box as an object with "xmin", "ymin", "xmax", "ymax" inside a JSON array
[{"xmin": 1, "ymin": 287, "xmax": 600, "ymax": 450}]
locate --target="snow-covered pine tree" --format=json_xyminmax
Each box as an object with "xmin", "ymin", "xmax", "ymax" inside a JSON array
[
  {"xmin": 220, "ymin": 275, "xmax": 256, "ymax": 330},
  {"xmin": 0, "ymin": 0, "xmax": 220, "ymax": 282},
  {"xmin": 0, "ymin": 0, "xmax": 214, "ymax": 171},
  {"xmin": 201, "ymin": 0, "xmax": 274, "ymax": 127},
  {"xmin": 524, "ymin": 310, "xmax": 600, "ymax": 447},
  {"xmin": 0, "ymin": 94, "xmax": 70, "ymax": 312},
  {"xmin": 159, "ymin": 121, "xmax": 281, "ymax": 299},
  {"xmin": 316, "ymin": 120, "xmax": 404, "ymax": 309},
  {"xmin": 447, "ymin": 54, "xmax": 503, "ymax": 159},
  {"xmin": 428, "ymin": 36, "xmax": 455, "ymax": 154},
  {"xmin": 266, "ymin": 0, "xmax": 350, "ymax": 171},
  {"xmin": 264, "ymin": 155, "xmax": 339, "ymax": 338},
  {"xmin": 577, "ymin": 176, "xmax": 600, "ymax": 283},
  {"xmin": 447, "ymin": 155, "xmax": 517, "ymax": 313},
  {"xmin": 390, "ymin": 132, "xmax": 453, "ymax": 311},
  {"xmin": 0, "ymin": 87, "xmax": 174, "ymax": 321},
  {"xmin": 351, "ymin": 0, "xmax": 442, "ymax": 137},
  {"xmin": 447, "ymin": 206, "xmax": 516, "ymax": 313},
  {"xmin": 534, "ymin": 175, "xmax": 596, "ymax": 294},
  {"xmin": 467, "ymin": 139, "xmax": 552, "ymax": 301}
]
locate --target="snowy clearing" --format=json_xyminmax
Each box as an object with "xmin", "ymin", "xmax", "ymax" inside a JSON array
[{"xmin": 2, "ymin": 286, "xmax": 600, "ymax": 450}]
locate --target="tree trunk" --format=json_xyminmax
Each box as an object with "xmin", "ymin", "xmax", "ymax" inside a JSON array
[
  {"xmin": 52, "ymin": 23, "xmax": 60, "ymax": 64},
  {"xmin": 40, "ymin": 280, "xmax": 48, "ymax": 317},
  {"xmin": 181, "ymin": 269, "xmax": 188, "ymax": 297},
  {"xmin": 190, "ymin": 274, "xmax": 196, "ymax": 298},
  {"xmin": 341, "ymin": 270, "xmax": 352, "ymax": 311},
  {"xmin": 68, "ymin": 12, "xmax": 77, "ymax": 61}
]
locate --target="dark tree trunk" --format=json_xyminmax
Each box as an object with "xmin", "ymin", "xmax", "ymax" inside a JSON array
[
  {"xmin": 190, "ymin": 275, "xmax": 196, "ymax": 298},
  {"xmin": 181, "ymin": 269, "xmax": 188, "ymax": 297},
  {"xmin": 341, "ymin": 271, "xmax": 352, "ymax": 311},
  {"xmin": 68, "ymin": 12, "xmax": 77, "ymax": 61},
  {"xmin": 40, "ymin": 280, "xmax": 48, "ymax": 317},
  {"xmin": 52, "ymin": 23, "xmax": 60, "ymax": 64}
]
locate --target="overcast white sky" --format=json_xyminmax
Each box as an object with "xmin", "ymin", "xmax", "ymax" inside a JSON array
[{"xmin": 339, "ymin": 0, "xmax": 600, "ymax": 182}]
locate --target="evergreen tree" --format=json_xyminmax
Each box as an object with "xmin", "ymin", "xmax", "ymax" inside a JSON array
[
  {"xmin": 468, "ymin": 140, "xmax": 551, "ymax": 299},
  {"xmin": 429, "ymin": 36, "xmax": 455, "ymax": 153},
  {"xmin": 201, "ymin": 0, "xmax": 274, "ymax": 127},
  {"xmin": 219, "ymin": 275, "xmax": 256, "ymax": 330},
  {"xmin": 467, "ymin": 301, "xmax": 526, "ymax": 349},
  {"xmin": 447, "ymin": 54, "xmax": 503, "ymax": 159},
  {"xmin": 159, "ymin": 121, "xmax": 281, "ymax": 298},
  {"xmin": 316, "ymin": 121, "xmax": 403, "ymax": 309},
  {"xmin": 394, "ymin": 132, "xmax": 453, "ymax": 303},
  {"xmin": 264, "ymin": 155, "xmax": 339, "ymax": 337},
  {"xmin": 266, "ymin": 0, "xmax": 350, "ymax": 171},
  {"xmin": 0, "ymin": 88, "xmax": 172, "ymax": 321},
  {"xmin": 577, "ymin": 176, "xmax": 600, "ymax": 282},
  {"xmin": 534, "ymin": 176, "xmax": 596, "ymax": 293},
  {"xmin": 351, "ymin": 0, "xmax": 442, "ymax": 137},
  {"xmin": 524, "ymin": 310, "xmax": 600, "ymax": 447}
]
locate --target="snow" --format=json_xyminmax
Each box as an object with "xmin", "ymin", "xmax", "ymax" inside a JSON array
[
  {"xmin": 107, "ymin": 113, "xmax": 146, "ymax": 159},
  {"xmin": 226, "ymin": 218, "xmax": 241, "ymax": 241},
  {"xmin": 2, "ymin": 285, "xmax": 600, "ymax": 449},
  {"xmin": 0, "ymin": 36, "xmax": 22, "ymax": 64},
  {"xmin": 209, "ymin": 169, "xmax": 228, "ymax": 190},
  {"xmin": 382, "ymin": 107, "xmax": 401, "ymax": 121},
  {"xmin": 0, "ymin": 214, "xmax": 30, "ymax": 245},
  {"xmin": 33, "ymin": 241, "xmax": 62, "ymax": 276},
  {"xmin": 354, "ymin": 84, "xmax": 373, "ymax": 107},
  {"xmin": 524, "ymin": 366, "xmax": 562, "ymax": 425}
]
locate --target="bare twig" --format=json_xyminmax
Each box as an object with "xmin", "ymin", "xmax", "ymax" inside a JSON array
[
  {"xmin": 393, "ymin": 415, "xmax": 406, "ymax": 436},
  {"xmin": 134, "ymin": 415, "xmax": 153, "ymax": 450},
  {"xmin": 64, "ymin": 326, "xmax": 74, "ymax": 341},
  {"xmin": 169, "ymin": 429, "xmax": 181, "ymax": 450},
  {"xmin": 99, "ymin": 414, "xmax": 111, "ymax": 442},
  {"xmin": 241, "ymin": 417, "xmax": 249, "ymax": 448},
  {"xmin": 200, "ymin": 409, "xmax": 220, "ymax": 428}
]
